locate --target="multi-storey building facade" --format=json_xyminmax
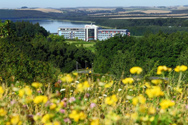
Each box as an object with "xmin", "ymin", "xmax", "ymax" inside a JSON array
[
  {"xmin": 58, "ymin": 24, "xmax": 130, "ymax": 41},
  {"xmin": 58, "ymin": 27, "xmax": 86, "ymax": 41}
]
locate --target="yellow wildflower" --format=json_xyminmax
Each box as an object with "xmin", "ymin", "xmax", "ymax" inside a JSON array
[
  {"xmin": 144, "ymin": 82, "xmax": 151, "ymax": 88},
  {"xmin": 69, "ymin": 110, "xmax": 87, "ymax": 122},
  {"xmin": 61, "ymin": 74, "xmax": 73, "ymax": 83},
  {"xmin": 131, "ymin": 112, "xmax": 138, "ymax": 120},
  {"xmin": 132, "ymin": 97, "xmax": 138, "ymax": 106},
  {"xmin": 53, "ymin": 121, "xmax": 61, "ymax": 125},
  {"xmin": 145, "ymin": 86, "xmax": 164, "ymax": 98},
  {"xmin": 130, "ymin": 66, "xmax": 143, "ymax": 74},
  {"xmin": 10, "ymin": 114, "xmax": 20, "ymax": 125},
  {"xmin": 104, "ymin": 81, "xmax": 113, "ymax": 88},
  {"xmin": 33, "ymin": 115, "xmax": 41, "ymax": 121},
  {"xmin": 79, "ymin": 112, "xmax": 87, "ymax": 120},
  {"xmin": 18, "ymin": 86, "xmax": 32, "ymax": 97},
  {"xmin": 140, "ymin": 115, "xmax": 149, "ymax": 122},
  {"xmin": 137, "ymin": 94, "xmax": 146, "ymax": 104},
  {"xmin": 6, "ymin": 122, "xmax": 11, "ymax": 125},
  {"xmin": 18, "ymin": 89, "xmax": 25, "ymax": 97},
  {"xmin": 122, "ymin": 78, "xmax": 134, "ymax": 84},
  {"xmin": 83, "ymin": 81, "xmax": 90, "ymax": 88},
  {"xmin": 44, "ymin": 123, "xmax": 53, "ymax": 125},
  {"xmin": 33, "ymin": 95, "xmax": 48, "ymax": 104},
  {"xmin": 132, "ymin": 94, "xmax": 146, "ymax": 105},
  {"xmin": 150, "ymin": 116, "xmax": 155, "ymax": 122},
  {"xmin": 174, "ymin": 87, "xmax": 182, "ymax": 93},
  {"xmin": 157, "ymin": 65, "xmax": 167, "ymax": 74},
  {"xmin": 76, "ymin": 81, "xmax": 90, "ymax": 92},
  {"xmin": 151, "ymin": 79, "xmax": 163, "ymax": 85},
  {"xmin": 72, "ymin": 72, "xmax": 78, "ymax": 76},
  {"xmin": 90, "ymin": 118, "xmax": 100, "ymax": 125},
  {"xmin": 41, "ymin": 114, "xmax": 53, "ymax": 124},
  {"xmin": 32, "ymin": 82, "xmax": 43, "ymax": 88},
  {"xmin": 50, "ymin": 103, "xmax": 57, "ymax": 110},
  {"xmin": 174, "ymin": 65, "xmax": 187, "ymax": 72},
  {"xmin": 0, "ymin": 108, "xmax": 7, "ymax": 116},
  {"xmin": 148, "ymin": 107, "xmax": 156, "ymax": 114},
  {"xmin": 139, "ymin": 104, "xmax": 147, "ymax": 113},
  {"xmin": 77, "ymin": 83, "xmax": 83, "ymax": 92},
  {"xmin": 160, "ymin": 99, "xmax": 175, "ymax": 109},
  {"xmin": 0, "ymin": 86, "xmax": 4, "ymax": 94},
  {"xmin": 25, "ymin": 86, "xmax": 32, "ymax": 96},
  {"xmin": 107, "ymin": 112, "xmax": 120, "ymax": 121},
  {"xmin": 69, "ymin": 110, "xmax": 80, "ymax": 122},
  {"xmin": 105, "ymin": 94, "xmax": 118, "ymax": 106}
]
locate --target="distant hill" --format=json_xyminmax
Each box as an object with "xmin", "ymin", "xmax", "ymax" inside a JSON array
[
  {"xmin": 0, "ymin": 9, "xmax": 53, "ymax": 19},
  {"xmin": 1, "ymin": 6, "xmax": 188, "ymax": 21}
]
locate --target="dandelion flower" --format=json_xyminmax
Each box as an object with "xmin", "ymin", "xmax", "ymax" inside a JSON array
[
  {"xmin": 50, "ymin": 103, "xmax": 57, "ymax": 110},
  {"xmin": 122, "ymin": 78, "xmax": 134, "ymax": 84},
  {"xmin": 105, "ymin": 95, "xmax": 118, "ymax": 106},
  {"xmin": 0, "ymin": 86, "xmax": 4, "ymax": 95},
  {"xmin": 151, "ymin": 79, "xmax": 163, "ymax": 85},
  {"xmin": 90, "ymin": 118, "xmax": 100, "ymax": 125},
  {"xmin": 10, "ymin": 114, "xmax": 20, "ymax": 125},
  {"xmin": 174, "ymin": 65, "xmax": 187, "ymax": 72},
  {"xmin": 69, "ymin": 110, "xmax": 86, "ymax": 122},
  {"xmin": 32, "ymin": 82, "xmax": 43, "ymax": 88},
  {"xmin": 132, "ymin": 97, "xmax": 138, "ymax": 106},
  {"xmin": 145, "ymin": 86, "xmax": 164, "ymax": 98},
  {"xmin": 130, "ymin": 66, "xmax": 143, "ymax": 74},
  {"xmin": 160, "ymin": 99, "xmax": 175, "ymax": 109},
  {"xmin": 148, "ymin": 107, "xmax": 156, "ymax": 114},
  {"xmin": 0, "ymin": 108, "xmax": 7, "ymax": 116},
  {"xmin": 41, "ymin": 114, "xmax": 53, "ymax": 124},
  {"xmin": 33, "ymin": 95, "xmax": 48, "ymax": 104}
]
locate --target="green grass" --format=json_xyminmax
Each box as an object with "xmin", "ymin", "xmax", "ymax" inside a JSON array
[{"xmin": 65, "ymin": 40, "xmax": 96, "ymax": 53}]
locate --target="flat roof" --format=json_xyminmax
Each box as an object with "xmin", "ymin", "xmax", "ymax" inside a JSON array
[{"xmin": 98, "ymin": 29, "xmax": 128, "ymax": 31}]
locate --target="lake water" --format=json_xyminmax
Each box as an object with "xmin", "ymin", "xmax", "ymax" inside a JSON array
[{"xmin": 9, "ymin": 19, "xmax": 88, "ymax": 33}]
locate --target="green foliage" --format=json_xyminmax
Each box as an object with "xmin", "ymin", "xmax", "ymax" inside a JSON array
[
  {"xmin": 0, "ymin": 20, "xmax": 94, "ymax": 83},
  {"xmin": 0, "ymin": 20, "xmax": 12, "ymax": 38},
  {"xmin": 94, "ymin": 35, "xmax": 136, "ymax": 75},
  {"xmin": 0, "ymin": 38, "xmax": 60, "ymax": 83},
  {"xmin": 94, "ymin": 31, "xmax": 188, "ymax": 77},
  {"xmin": 12, "ymin": 21, "xmax": 49, "ymax": 38},
  {"xmin": 47, "ymin": 34, "xmax": 65, "ymax": 42},
  {"xmin": 110, "ymin": 50, "xmax": 136, "ymax": 78}
]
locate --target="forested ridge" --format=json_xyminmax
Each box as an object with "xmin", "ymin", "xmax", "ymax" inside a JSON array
[
  {"xmin": 94, "ymin": 31, "xmax": 188, "ymax": 78},
  {"xmin": 0, "ymin": 20, "xmax": 94, "ymax": 83}
]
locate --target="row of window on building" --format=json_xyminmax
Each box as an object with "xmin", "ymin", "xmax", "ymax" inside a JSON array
[{"xmin": 58, "ymin": 25, "xmax": 129, "ymax": 41}]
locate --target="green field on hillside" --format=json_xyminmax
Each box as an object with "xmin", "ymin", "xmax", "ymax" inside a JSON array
[{"xmin": 65, "ymin": 40, "xmax": 96, "ymax": 53}]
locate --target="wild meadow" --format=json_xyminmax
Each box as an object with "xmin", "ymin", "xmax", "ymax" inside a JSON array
[{"xmin": 0, "ymin": 65, "xmax": 188, "ymax": 125}]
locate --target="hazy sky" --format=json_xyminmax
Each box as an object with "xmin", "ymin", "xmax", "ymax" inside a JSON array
[{"xmin": 1, "ymin": 0, "xmax": 188, "ymax": 8}]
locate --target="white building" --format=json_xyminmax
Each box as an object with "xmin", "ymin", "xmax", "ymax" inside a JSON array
[{"xmin": 58, "ymin": 24, "xmax": 129, "ymax": 41}]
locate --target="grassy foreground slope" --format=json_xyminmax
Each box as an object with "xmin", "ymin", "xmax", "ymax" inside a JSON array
[{"xmin": 0, "ymin": 66, "xmax": 188, "ymax": 124}]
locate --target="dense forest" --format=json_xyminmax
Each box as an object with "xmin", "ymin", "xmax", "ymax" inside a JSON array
[
  {"xmin": 94, "ymin": 31, "xmax": 188, "ymax": 78},
  {"xmin": 0, "ymin": 20, "xmax": 94, "ymax": 83}
]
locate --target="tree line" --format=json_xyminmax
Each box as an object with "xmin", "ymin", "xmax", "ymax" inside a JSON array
[
  {"xmin": 0, "ymin": 20, "xmax": 94, "ymax": 83},
  {"xmin": 94, "ymin": 31, "xmax": 188, "ymax": 78}
]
